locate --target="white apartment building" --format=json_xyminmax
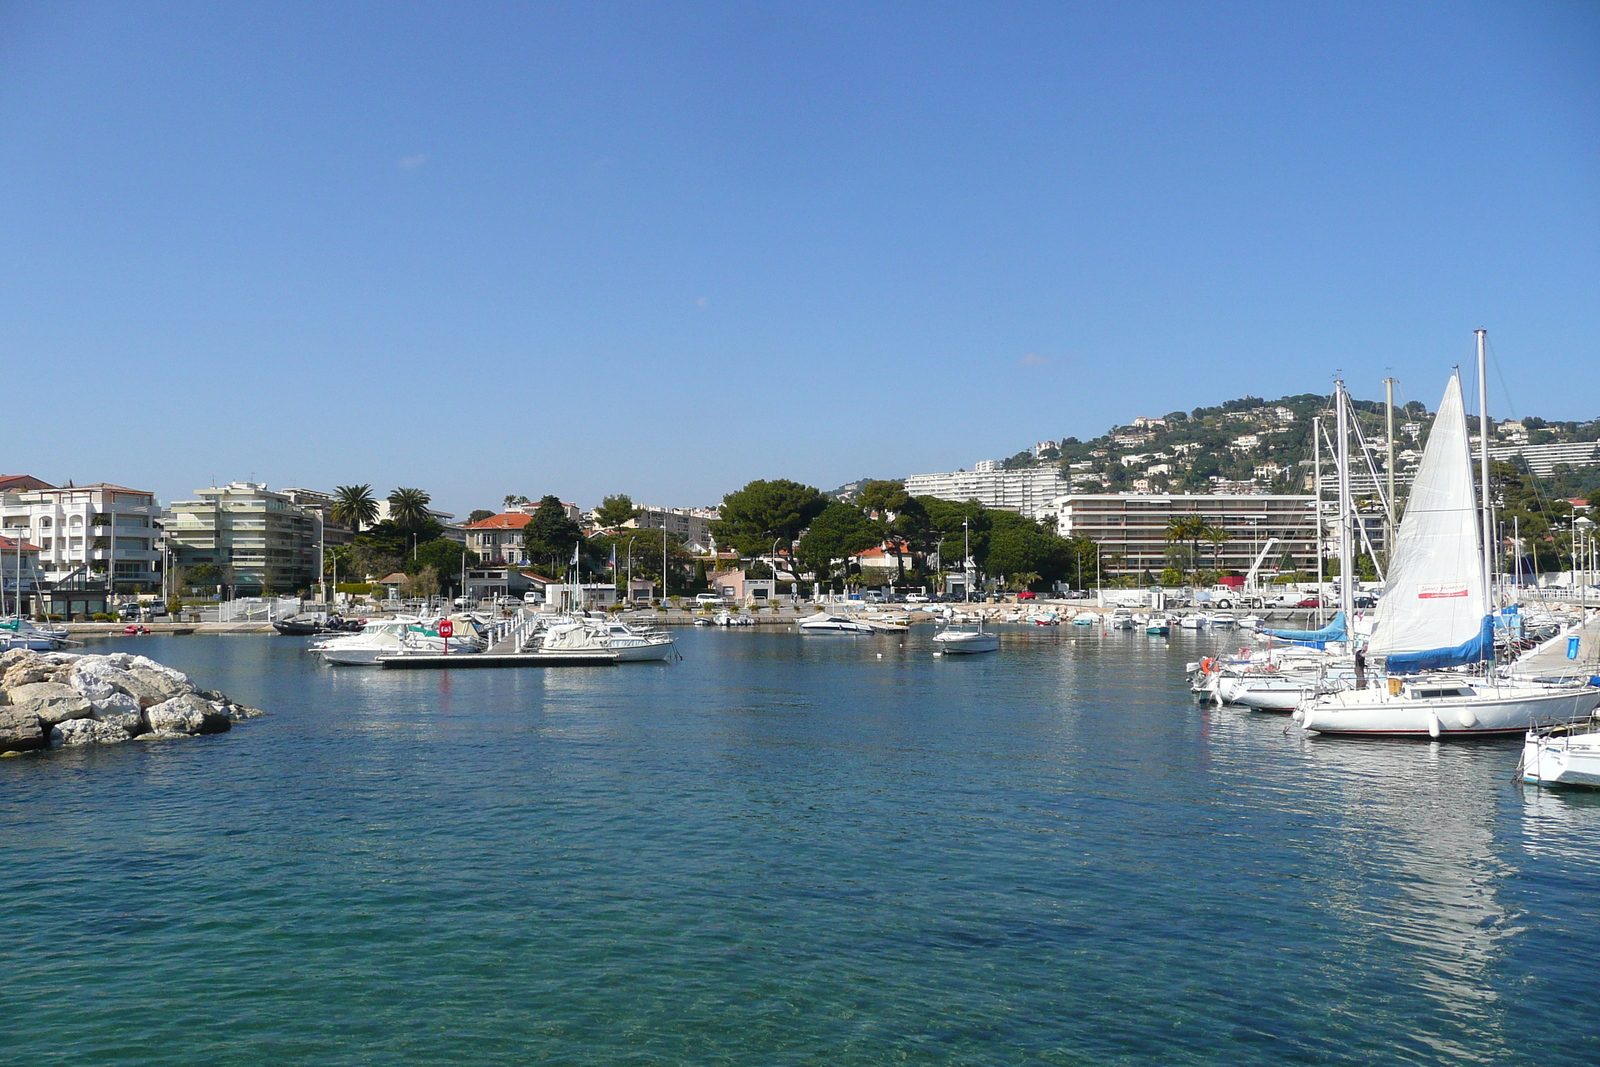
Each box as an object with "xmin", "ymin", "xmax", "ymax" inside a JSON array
[
  {"xmin": 1488, "ymin": 441, "xmax": 1600, "ymax": 478},
  {"xmin": 904, "ymin": 465, "xmax": 1070, "ymax": 520},
  {"xmin": 625, "ymin": 506, "xmax": 717, "ymax": 552},
  {"xmin": 166, "ymin": 482, "xmax": 318, "ymax": 595},
  {"xmin": 0, "ymin": 482, "xmax": 163, "ymax": 591}
]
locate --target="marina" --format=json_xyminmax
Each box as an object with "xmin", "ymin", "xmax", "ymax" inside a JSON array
[{"xmin": 5, "ymin": 627, "xmax": 1600, "ymax": 1065}]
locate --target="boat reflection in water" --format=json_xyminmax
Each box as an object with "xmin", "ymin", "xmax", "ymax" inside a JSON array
[{"xmin": 1296, "ymin": 737, "xmax": 1518, "ymax": 1061}]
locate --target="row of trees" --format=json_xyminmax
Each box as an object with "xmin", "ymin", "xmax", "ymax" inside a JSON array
[{"xmin": 708, "ymin": 478, "xmax": 1102, "ymax": 592}]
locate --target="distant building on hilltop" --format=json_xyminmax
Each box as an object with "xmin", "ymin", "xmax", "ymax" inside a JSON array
[{"xmin": 904, "ymin": 466, "xmax": 1070, "ymax": 520}]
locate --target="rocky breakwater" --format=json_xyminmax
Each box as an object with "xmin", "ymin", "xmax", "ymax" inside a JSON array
[{"xmin": 0, "ymin": 649, "xmax": 262, "ymax": 755}]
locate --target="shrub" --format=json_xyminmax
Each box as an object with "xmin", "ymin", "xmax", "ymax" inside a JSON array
[{"xmin": 91, "ymin": 612, "xmax": 114, "ymax": 622}]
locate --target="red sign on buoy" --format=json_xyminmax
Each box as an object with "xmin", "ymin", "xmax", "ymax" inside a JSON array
[{"xmin": 437, "ymin": 617, "xmax": 453, "ymax": 655}]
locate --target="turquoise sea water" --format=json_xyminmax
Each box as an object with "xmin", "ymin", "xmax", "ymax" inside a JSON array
[{"xmin": 3, "ymin": 627, "xmax": 1599, "ymax": 1065}]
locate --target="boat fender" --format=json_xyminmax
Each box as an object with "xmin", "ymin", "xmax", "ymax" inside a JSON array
[
  {"xmin": 1458, "ymin": 709, "xmax": 1477, "ymax": 729},
  {"xmin": 1290, "ymin": 710, "xmax": 1303, "ymax": 723},
  {"xmin": 1426, "ymin": 711, "xmax": 1441, "ymax": 739}
]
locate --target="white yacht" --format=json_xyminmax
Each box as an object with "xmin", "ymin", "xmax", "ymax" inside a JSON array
[
  {"xmin": 533, "ymin": 618, "xmax": 675, "ymax": 662},
  {"xmin": 797, "ymin": 612, "xmax": 875, "ymax": 635},
  {"xmin": 313, "ymin": 616, "xmax": 481, "ymax": 666}
]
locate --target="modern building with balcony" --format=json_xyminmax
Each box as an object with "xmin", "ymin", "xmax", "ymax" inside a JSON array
[
  {"xmin": 0, "ymin": 480, "xmax": 163, "ymax": 593},
  {"xmin": 166, "ymin": 482, "xmax": 319, "ymax": 595},
  {"xmin": 904, "ymin": 465, "xmax": 1070, "ymax": 520},
  {"xmin": 1053, "ymin": 493, "xmax": 1324, "ymax": 579}
]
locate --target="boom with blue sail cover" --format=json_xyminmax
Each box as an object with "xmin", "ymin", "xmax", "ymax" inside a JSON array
[{"xmin": 1261, "ymin": 612, "xmax": 1347, "ymax": 646}]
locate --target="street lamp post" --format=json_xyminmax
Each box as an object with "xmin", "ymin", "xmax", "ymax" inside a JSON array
[{"xmin": 962, "ymin": 517, "xmax": 971, "ymax": 604}]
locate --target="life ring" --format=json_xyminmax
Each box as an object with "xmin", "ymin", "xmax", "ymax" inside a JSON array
[{"xmin": 1200, "ymin": 657, "xmax": 1214, "ymax": 674}]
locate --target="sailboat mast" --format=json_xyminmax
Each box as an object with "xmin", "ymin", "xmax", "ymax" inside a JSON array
[
  {"xmin": 1334, "ymin": 382, "xmax": 1354, "ymax": 622},
  {"xmin": 1475, "ymin": 329, "xmax": 1494, "ymax": 615},
  {"xmin": 1384, "ymin": 377, "xmax": 1396, "ymax": 563},
  {"xmin": 1312, "ymin": 415, "xmax": 1324, "ymax": 626}
]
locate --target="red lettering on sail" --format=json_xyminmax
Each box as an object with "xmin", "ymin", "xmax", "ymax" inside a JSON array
[{"xmin": 1417, "ymin": 584, "xmax": 1469, "ymax": 599}]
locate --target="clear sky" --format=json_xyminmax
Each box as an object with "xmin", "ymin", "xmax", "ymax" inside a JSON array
[{"xmin": 2, "ymin": 1, "xmax": 1597, "ymax": 515}]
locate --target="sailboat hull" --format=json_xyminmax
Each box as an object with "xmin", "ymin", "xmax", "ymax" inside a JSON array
[{"xmin": 1301, "ymin": 684, "xmax": 1600, "ymax": 737}]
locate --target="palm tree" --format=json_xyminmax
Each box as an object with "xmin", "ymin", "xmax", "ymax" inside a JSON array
[
  {"xmin": 1164, "ymin": 513, "xmax": 1207, "ymax": 576},
  {"xmin": 1202, "ymin": 526, "xmax": 1231, "ymax": 576},
  {"xmin": 331, "ymin": 484, "xmax": 380, "ymax": 534},
  {"xmin": 387, "ymin": 487, "xmax": 433, "ymax": 532}
]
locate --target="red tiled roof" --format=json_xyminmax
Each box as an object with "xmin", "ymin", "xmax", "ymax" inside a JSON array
[
  {"xmin": 0, "ymin": 535, "xmax": 41, "ymax": 551},
  {"xmin": 467, "ymin": 513, "xmax": 534, "ymax": 530}
]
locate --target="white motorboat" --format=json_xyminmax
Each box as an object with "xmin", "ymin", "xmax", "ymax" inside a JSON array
[
  {"xmin": 314, "ymin": 616, "xmax": 481, "ymax": 665},
  {"xmin": 797, "ymin": 612, "xmax": 875, "ymax": 635},
  {"xmin": 1178, "ymin": 614, "xmax": 1205, "ymax": 630},
  {"xmin": 1109, "ymin": 611, "xmax": 1136, "ymax": 630},
  {"xmin": 1145, "ymin": 615, "xmax": 1172, "ymax": 636},
  {"xmin": 1071, "ymin": 611, "xmax": 1099, "ymax": 627},
  {"xmin": 1300, "ymin": 361, "xmax": 1600, "ymax": 738},
  {"xmin": 533, "ymin": 618, "xmax": 676, "ymax": 661},
  {"xmin": 1237, "ymin": 614, "xmax": 1264, "ymax": 630},
  {"xmin": 1, "ymin": 616, "xmax": 69, "ymax": 650},
  {"xmin": 1520, "ymin": 716, "xmax": 1600, "ymax": 788},
  {"xmin": 1207, "ymin": 613, "xmax": 1237, "ymax": 628},
  {"xmin": 933, "ymin": 627, "xmax": 999, "ymax": 654}
]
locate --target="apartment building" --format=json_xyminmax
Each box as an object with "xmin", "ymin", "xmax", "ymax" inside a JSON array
[
  {"xmin": 904, "ymin": 465, "xmax": 1070, "ymax": 520},
  {"xmin": 165, "ymin": 482, "xmax": 318, "ymax": 594},
  {"xmin": 1053, "ymin": 493, "xmax": 1321, "ymax": 578},
  {"xmin": 0, "ymin": 481, "xmax": 163, "ymax": 591},
  {"xmin": 624, "ymin": 506, "xmax": 717, "ymax": 552}
]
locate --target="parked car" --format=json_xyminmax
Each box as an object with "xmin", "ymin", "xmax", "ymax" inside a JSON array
[
  {"xmin": 1017, "ymin": 591, "xmax": 1037, "ymax": 601},
  {"xmin": 1296, "ymin": 596, "xmax": 1322, "ymax": 608},
  {"xmin": 695, "ymin": 593, "xmax": 722, "ymax": 605},
  {"xmin": 905, "ymin": 593, "xmax": 930, "ymax": 603}
]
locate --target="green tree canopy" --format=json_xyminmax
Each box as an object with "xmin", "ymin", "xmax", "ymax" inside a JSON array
[
  {"xmin": 522, "ymin": 495, "xmax": 583, "ymax": 568},
  {"xmin": 712, "ymin": 479, "xmax": 829, "ymax": 555},
  {"xmin": 594, "ymin": 493, "xmax": 639, "ymax": 528},
  {"xmin": 405, "ymin": 539, "xmax": 477, "ymax": 592},
  {"xmin": 796, "ymin": 502, "xmax": 880, "ymax": 583},
  {"xmin": 331, "ymin": 484, "xmax": 380, "ymax": 533},
  {"xmin": 386, "ymin": 487, "xmax": 434, "ymax": 532},
  {"xmin": 467, "ymin": 509, "xmax": 495, "ymax": 524}
]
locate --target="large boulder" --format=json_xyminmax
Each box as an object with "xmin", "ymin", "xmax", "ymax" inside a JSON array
[
  {"xmin": 7, "ymin": 682, "xmax": 93, "ymax": 726},
  {"xmin": 70, "ymin": 659, "xmax": 124, "ymax": 703},
  {"xmin": 51, "ymin": 718, "xmax": 131, "ymax": 747},
  {"xmin": 145, "ymin": 694, "xmax": 231, "ymax": 736},
  {"xmin": 3, "ymin": 657, "xmax": 55, "ymax": 690},
  {"xmin": 91, "ymin": 692, "xmax": 146, "ymax": 735},
  {"xmin": 0, "ymin": 709, "xmax": 46, "ymax": 753},
  {"xmin": 130, "ymin": 656, "xmax": 195, "ymax": 689},
  {"xmin": 126, "ymin": 667, "xmax": 193, "ymax": 704}
]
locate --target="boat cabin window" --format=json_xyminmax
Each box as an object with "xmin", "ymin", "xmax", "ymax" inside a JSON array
[{"xmin": 1411, "ymin": 687, "xmax": 1473, "ymax": 699}]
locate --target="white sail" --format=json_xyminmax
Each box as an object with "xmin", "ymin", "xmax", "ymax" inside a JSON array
[{"xmin": 1365, "ymin": 373, "xmax": 1485, "ymax": 657}]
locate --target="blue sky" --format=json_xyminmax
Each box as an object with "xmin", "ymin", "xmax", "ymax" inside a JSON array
[{"xmin": 2, "ymin": 2, "xmax": 1597, "ymax": 515}]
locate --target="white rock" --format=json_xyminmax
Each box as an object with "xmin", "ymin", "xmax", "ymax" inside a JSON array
[
  {"xmin": 105, "ymin": 652, "xmax": 136, "ymax": 669},
  {"xmin": 6, "ymin": 682, "xmax": 94, "ymax": 726},
  {"xmin": 130, "ymin": 656, "xmax": 193, "ymax": 687},
  {"xmin": 145, "ymin": 694, "xmax": 230, "ymax": 735},
  {"xmin": 51, "ymin": 718, "xmax": 131, "ymax": 746}
]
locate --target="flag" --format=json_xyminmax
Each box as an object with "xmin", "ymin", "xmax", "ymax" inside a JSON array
[
  {"xmin": 571, "ymin": 541, "xmax": 580, "ymax": 565},
  {"xmin": 610, "ymin": 546, "xmax": 617, "ymax": 571}
]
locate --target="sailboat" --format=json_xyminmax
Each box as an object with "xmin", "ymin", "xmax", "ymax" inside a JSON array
[{"xmin": 1298, "ymin": 337, "xmax": 1600, "ymax": 738}]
